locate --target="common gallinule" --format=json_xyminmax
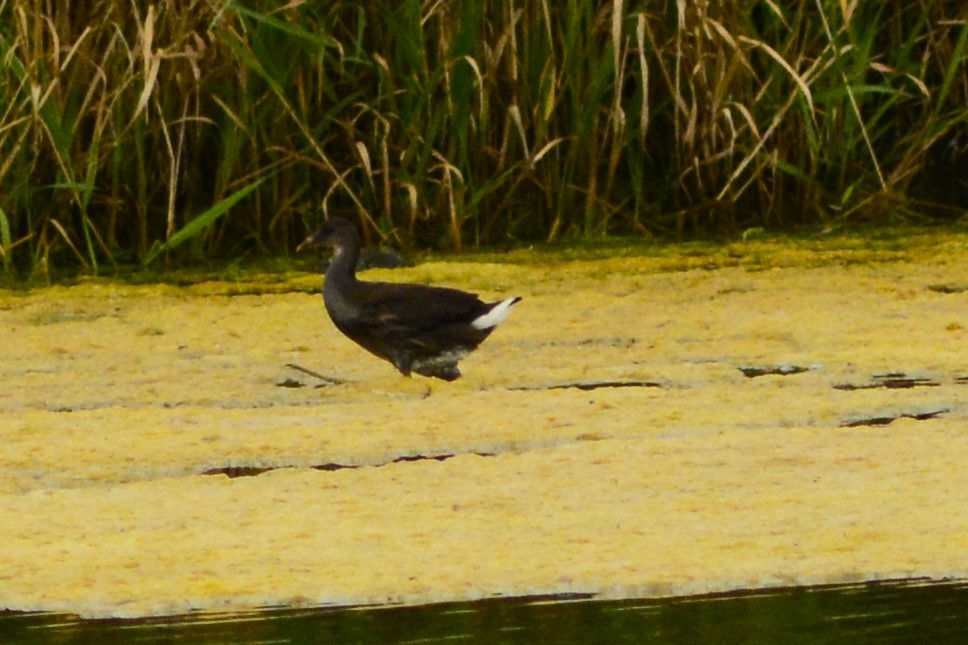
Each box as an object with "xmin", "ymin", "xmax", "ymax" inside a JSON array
[{"xmin": 298, "ymin": 218, "xmax": 521, "ymax": 381}]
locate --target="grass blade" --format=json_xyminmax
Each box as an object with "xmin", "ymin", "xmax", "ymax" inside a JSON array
[{"xmin": 143, "ymin": 178, "xmax": 266, "ymax": 267}]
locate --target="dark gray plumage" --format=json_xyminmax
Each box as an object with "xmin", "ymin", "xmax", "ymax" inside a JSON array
[{"xmin": 298, "ymin": 218, "xmax": 521, "ymax": 381}]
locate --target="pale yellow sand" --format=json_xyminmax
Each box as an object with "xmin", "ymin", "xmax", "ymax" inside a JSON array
[{"xmin": 2, "ymin": 238, "xmax": 968, "ymax": 618}]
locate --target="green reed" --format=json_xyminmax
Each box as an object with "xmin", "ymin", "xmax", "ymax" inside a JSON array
[{"xmin": 0, "ymin": 0, "xmax": 965, "ymax": 273}]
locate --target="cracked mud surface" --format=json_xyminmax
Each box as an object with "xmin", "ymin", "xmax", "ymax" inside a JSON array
[{"xmin": 3, "ymin": 239, "xmax": 968, "ymax": 618}]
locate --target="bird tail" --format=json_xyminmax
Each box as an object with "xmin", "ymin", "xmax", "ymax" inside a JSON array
[{"xmin": 471, "ymin": 297, "xmax": 522, "ymax": 330}]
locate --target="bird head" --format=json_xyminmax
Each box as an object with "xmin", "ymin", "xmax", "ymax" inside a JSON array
[{"xmin": 296, "ymin": 217, "xmax": 361, "ymax": 254}]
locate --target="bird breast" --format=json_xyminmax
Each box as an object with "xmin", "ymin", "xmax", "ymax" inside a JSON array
[{"xmin": 322, "ymin": 281, "xmax": 361, "ymax": 324}]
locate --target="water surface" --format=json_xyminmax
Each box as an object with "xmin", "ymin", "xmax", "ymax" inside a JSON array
[{"xmin": 3, "ymin": 579, "xmax": 966, "ymax": 644}]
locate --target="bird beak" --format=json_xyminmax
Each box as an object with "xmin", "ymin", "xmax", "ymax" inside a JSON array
[{"xmin": 296, "ymin": 234, "xmax": 318, "ymax": 253}]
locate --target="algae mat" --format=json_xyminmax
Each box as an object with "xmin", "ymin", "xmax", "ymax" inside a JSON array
[{"xmin": 3, "ymin": 242, "xmax": 968, "ymax": 618}]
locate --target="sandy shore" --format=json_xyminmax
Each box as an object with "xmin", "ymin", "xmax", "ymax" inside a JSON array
[{"xmin": 2, "ymin": 239, "xmax": 968, "ymax": 618}]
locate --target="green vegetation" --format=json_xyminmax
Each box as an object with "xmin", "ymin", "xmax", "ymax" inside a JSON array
[{"xmin": 0, "ymin": 0, "xmax": 966, "ymax": 275}]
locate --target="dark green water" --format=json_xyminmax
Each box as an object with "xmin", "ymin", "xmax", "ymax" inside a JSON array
[{"xmin": 3, "ymin": 579, "xmax": 966, "ymax": 644}]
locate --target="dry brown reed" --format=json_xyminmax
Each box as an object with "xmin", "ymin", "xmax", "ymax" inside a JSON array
[{"xmin": 0, "ymin": 0, "xmax": 965, "ymax": 273}]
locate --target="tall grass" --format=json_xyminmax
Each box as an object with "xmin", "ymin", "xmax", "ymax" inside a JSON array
[{"xmin": 0, "ymin": 0, "xmax": 965, "ymax": 273}]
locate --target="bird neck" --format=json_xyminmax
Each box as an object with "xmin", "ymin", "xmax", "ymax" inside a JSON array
[{"xmin": 323, "ymin": 242, "xmax": 360, "ymax": 293}]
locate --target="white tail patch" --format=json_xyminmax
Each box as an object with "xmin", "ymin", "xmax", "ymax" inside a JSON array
[{"xmin": 471, "ymin": 297, "xmax": 522, "ymax": 330}]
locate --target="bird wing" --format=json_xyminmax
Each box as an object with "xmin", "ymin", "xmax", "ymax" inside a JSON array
[{"xmin": 355, "ymin": 282, "xmax": 485, "ymax": 333}]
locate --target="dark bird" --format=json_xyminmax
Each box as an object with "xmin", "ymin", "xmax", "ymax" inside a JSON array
[{"xmin": 297, "ymin": 218, "xmax": 521, "ymax": 381}]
